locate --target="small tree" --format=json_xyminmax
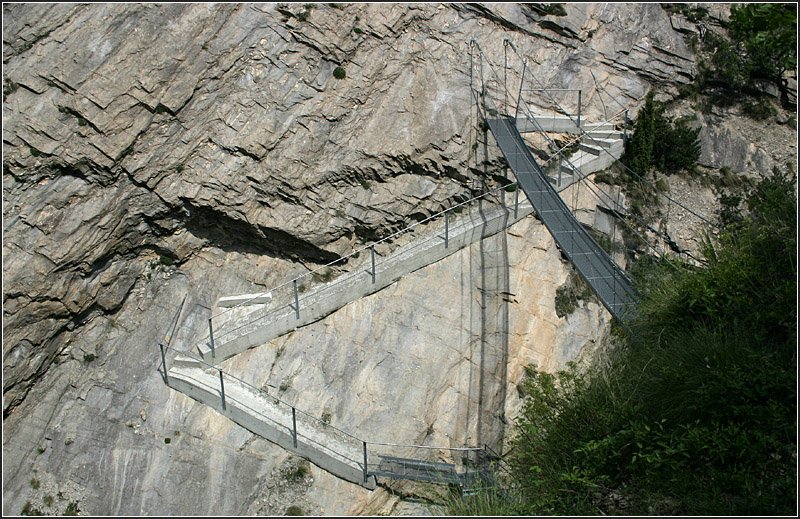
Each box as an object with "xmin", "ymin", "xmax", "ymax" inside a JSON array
[{"xmin": 729, "ymin": 3, "xmax": 797, "ymax": 85}]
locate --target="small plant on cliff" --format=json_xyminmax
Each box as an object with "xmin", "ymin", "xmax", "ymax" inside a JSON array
[
  {"xmin": 332, "ymin": 66, "xmax": 346, "ymax": 80},
  {"xmin": 64, "ymin": 502, "xmax": 80, "ymax": 516},
  {"xmin": 320, "ymin": 410, "xmax": 332, "ymax": 425},
  {"xmin": 286, "ymin": 505, "xmax": 305, "ymax": 515},
  {"xmin": 21, "ymin": 501, "xmax": 42, "ymax": 516},
  {"xmin": 554, "ymin": 269, "xmax": 593, "ymax": 318}
]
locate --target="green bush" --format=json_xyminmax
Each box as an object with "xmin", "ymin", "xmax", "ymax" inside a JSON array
[
  {"xmin": 484, "ymin": 170, "xmax": 797, "ymax": 516},
  {"xmin": 623, "ymin": 91, "xmax": 700, "ymax": 177},
  {"xmin": 64, "ymin": 502, "xmax": 80, "ymax": 516},
  {"xmin": 286, "ymin": 505, "xmax": 304, "ymax": 515},
  {"xmin": 21, "ymin": 502, "xmax": 42, "ymax": 516},
  {"xmin": 332, "ymin": 66, "xmax": 346, "ymax": 80},
  {"xmin": 741, "ymin": 96, "xmax": 777, "ymax": 120},
  {"xmin": 692, "ymin": 4, "xmax": 796, "ymax": 111},
  {"xmin": 554, "ymin": 270, "xmax": 594, "ymax": 318}
]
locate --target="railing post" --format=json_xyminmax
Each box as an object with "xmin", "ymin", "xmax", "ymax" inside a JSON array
[
  {"xmin": 218, "ymin": 369, "xmax": 226, "ymax": 410},
  {"xmin": 577, "ymin": 89, "xmax": 582, "ymax": 130},
  {"xmin": 514, "ymin": 182, "xmax": 519, "ymax": 219},
  {"xmin": 362, "ymin": 441, "xmax": 369, "ymax": 483},
  {"xmin": 445, "ymin": 211, "xmax": 450, "ymax": 248},
  {"xmin": 208, "ymin": 318, "xmax": 215, "ymax": 359},
  {"xmin": 370, "ymin": 244, "xmax": 376, "ymax": 283},
  {"xmin": 292, "ymin": 407, "xmax": 298, "ymax": 448},
  {"xmin": 623, "ymin": 109, "xmax": 629, "ymax": 144},
  {"xmin": 558, "ymin": 153, "xmax": 563, "ymax": 188},
  {"xmin": 293, "ymin": 279, "xmax": 300, "ymax": 319},
  {"xmin": 159, "ymin": 343, "xmax": 168, "ymax": 385},
  {"xmin": 514, "ymin": 60, "xmax": 526, "ymax": 120}
]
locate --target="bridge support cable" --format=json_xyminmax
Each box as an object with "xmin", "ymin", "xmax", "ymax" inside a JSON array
[{"xmin": 475, "ymin": 42, "xmax": 696, "ymax": 274}]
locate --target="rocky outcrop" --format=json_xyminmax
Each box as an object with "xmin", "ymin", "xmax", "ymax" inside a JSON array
[{"xmin": 3, "ymin": 2, "xmax": 792, "ymax": 516}]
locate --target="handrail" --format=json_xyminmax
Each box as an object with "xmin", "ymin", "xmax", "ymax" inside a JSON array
[
  {"xmin": 159, "ymin": 341, "xmax": 485, "ymax": 452},
  {"xmin": 209, "ymin": 181, "xmax": 519, "ymax": 323}
]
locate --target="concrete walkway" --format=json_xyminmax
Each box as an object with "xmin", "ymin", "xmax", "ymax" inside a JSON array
[
  {"xmin": 168, "ymin": 363, "xmax": 377, "ymax": 489},
  {"xmin": 188, "ymin": 197, "xmax": 535, "ymax": 366}
]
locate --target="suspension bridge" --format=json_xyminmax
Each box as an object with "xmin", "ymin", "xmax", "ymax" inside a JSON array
[{"xmin": 155, "ymin": 39, "xmax": 699, "ymax": 494}]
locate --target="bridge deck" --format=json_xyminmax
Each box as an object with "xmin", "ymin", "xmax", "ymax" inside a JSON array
[{"xmin": 487, "ymin": 116, "xmax": 637, "ymax": 321}]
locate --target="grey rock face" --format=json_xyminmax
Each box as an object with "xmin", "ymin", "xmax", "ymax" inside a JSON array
[{"xmin": 4, "ymin": 2, "xmax": 789, "ymax": 516}]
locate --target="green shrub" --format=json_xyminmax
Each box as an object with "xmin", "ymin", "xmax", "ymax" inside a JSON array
[
  {"xmin": 332, "ymin": 66, "xmax": 346, "ymax": 79},
  {"xmin": 286, "ymin": 505, "xmax": 304, "ymax": 515},
  {"xmin": 83, "ymin": 353, "xmax": 96, "ymax": 363},
  {"xmin": 43, "ymin": 495, "xmax": 53, "ymax": 507},
  {"xmin": 64, "ymin": 502, "xmax": 80, "ymax": 516},
  {"xmin": 741, "ymin": 97, "xmax": 777, "ymax": 120},
  {"xmin": 533, "ymin": 3, "xmax": 567, "ymax": 17},
  {"xmin": 554, "ymin": 270, "xmax": 593, "ymax": 318},
  {"xmin": 492, "ymin": 170, "xmax": 797, "ymax": 516},
  {"xmin": 21, "ymin": 502, "xmax": 42, "ymax": 516},
  {"xmin": 284, "ymin": 460, "xmax": 311, "ymax": 483},
  {"xmin": 353, "ymin": 26, "xmax": 363, "ymax": 34},
  {"xmin": 30, "ymin": 478, "xmax": 40, "ymax": 489},
  {"xmin": 164, "ymin": 437, "xmax": 171, "ymax": 444}
]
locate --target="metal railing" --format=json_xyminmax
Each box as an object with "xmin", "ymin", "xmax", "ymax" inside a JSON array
[
  {"xmin": 158, "ymin": 340, "xmax": 492, "ymax": 487},
  {"xmin": 197, "ymin": 180, "xmax": 533, "ymax": 359},
  {"xmin": 470, "ymin": 41, "xmax": 638, "ymax": 321}
]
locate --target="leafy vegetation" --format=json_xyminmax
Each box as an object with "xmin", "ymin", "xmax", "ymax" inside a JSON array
[
  {"xmin": 616, "ymin": 91, "xmax": 701, "ymax": 218},
  {"xmin": 554, "ymin": 269, "xmax": 594, "ymax": 318},
  {"xmin": 685, "ymin": 3, "xmax": 796, "ymax": 112},
  {"xmin": 530, "ymin": 3, "xmax": 567, "ymax": 17},
  {"xmin": 21, "ymin": 501, "xmax": 42, "ymax": 516},
  {"xmin": 451, "ymin": 170, "xmax": 797, "ymax": 515},
  {"xmin": 64, "ymin": 501, "xmax": 80, "ymax": 516},
  {"xmin": 332, "ymin": 66, "xmax": 346, "ymax": 80}
]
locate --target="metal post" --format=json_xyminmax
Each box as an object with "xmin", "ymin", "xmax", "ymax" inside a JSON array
[
  {"xmin": 558, "ymin": 153, "xmax": 563, "ymax": 188},
  {"xmin": 370, "ymin": 244, "xmax": 376, "ymax": 283},
  {"xmin": 218, "ymin": 369, "xmax": 226, "ymax": 410},
  {"xmin": 362, "ymin": 441, "xmax": 369, "ymax": 483},
  {"xmin": 623, "ymin": 109, "xmax": 629, "ymax": 144},
  {"xmin": 577, "ymin": 89, "xmax": 582, "ymax": 129},
  {"xmin": 293, "ymin": 279, "xmax": 300, "ymax": 319},
  {"xmin": 445, "ymin": 211, "xmax": 449, "ymax": 248},
  {"xmin": 159, "ymin": 343, "xmax": 168, "ymax": 385},
  {"xmin": 514, "ymin": 60, "xmax": 527, "ymax": 120},
  {"xmin": 503, "ymin": 40, "xmax": 508, "ymax": 116},
  {"xmin": 208, "ymin": 318, "xmax": 215, "ymax": 359},
  {"xmin": 514, "ymin": 182, "xmax": 519, "ymax": 219},
  {"xmin": 292, "ymin": 407, "xmax": 298, "ymax": 448}
]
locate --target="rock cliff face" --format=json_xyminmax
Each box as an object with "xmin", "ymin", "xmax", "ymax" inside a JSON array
[{"xmin": 3, "ymin": 2, "xmax": 793, "ymax": 515}]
